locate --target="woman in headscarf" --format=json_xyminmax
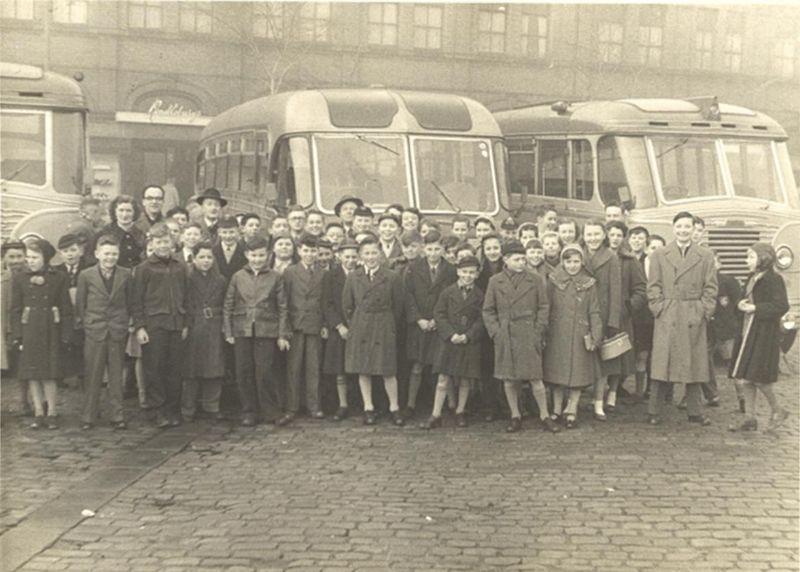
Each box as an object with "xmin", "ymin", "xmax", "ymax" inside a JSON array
[
  {"xmin": 728, "ymin": 242, "xmax": 790, "ymax": 432},
  {"xmin": 10, "ymin": 239, "xmax": 72, "ymax": 429}
]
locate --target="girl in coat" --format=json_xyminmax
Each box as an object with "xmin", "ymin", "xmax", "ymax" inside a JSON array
[
  {"xmin": 477, "ymin": 233, "xmax": 504, "ymax": 421},
  {"xmin": 183, "ymin": 242, "xmax": 227, "ymax": 421},
  {"xmin": 421, "ymin": 255, "xmax": 484, "ymax": 429},
  {"xmin": 482, "ymin": 240, "xmax": 559, "ymax": 434},
  {"xmin": 582, "ymin": 219, "xmax": 623, "ymax": 421},
  {"xmin": 728, "ymin": 243, "xmax": 790, "ymax": 432},
  {"xmin": 342, "ymin": 236, "xmax": 406, "ymax": 426},
  {"xmin": 543, "ymin": 245, "xmax": 603, "ymax": 429},
  {"xmin": 10, "ymin": 239, "xmax": 72, "ymax": 429}
]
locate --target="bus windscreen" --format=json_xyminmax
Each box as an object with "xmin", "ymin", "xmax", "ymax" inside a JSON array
[
  {"xmin": 315, "ymin": 134, "xmax": 410, "ymax": 210},
  {"xmin": 651, "ymin": 137, "xmax": 726, "ymax": 202},
  {"xmin": 413, "ymin": 137, "xmax": 496, "ymax": 213},
  {"xmin": 0, "ymin": 110, "xmax": 47, "ymax": 186}
]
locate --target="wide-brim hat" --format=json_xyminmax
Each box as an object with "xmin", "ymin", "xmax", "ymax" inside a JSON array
[
  {"xmin": 334, "ymin": 195, "xmax": 363, "ymax": 216},
  {"xmin": 196, "ymin": 187, "xmax": 228, "ymax": 207}
]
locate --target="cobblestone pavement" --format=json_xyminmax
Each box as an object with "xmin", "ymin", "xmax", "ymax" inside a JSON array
[{"xmin": 2, "ymin": 364, "xmax": 798, "ymax": 572}]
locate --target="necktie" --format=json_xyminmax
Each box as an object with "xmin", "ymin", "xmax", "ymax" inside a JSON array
[
  {"xmin": 430, "ymin": 265, "xmax": 437, "ymax": 282},
  {"xmin": 187, "ymin": 252, "xmax": 193, "ymax": 264}
]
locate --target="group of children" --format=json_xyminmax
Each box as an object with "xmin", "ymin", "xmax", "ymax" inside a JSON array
[{"xmin": 2, "ymin": 188, "xmax": 790, "ymax": 434}]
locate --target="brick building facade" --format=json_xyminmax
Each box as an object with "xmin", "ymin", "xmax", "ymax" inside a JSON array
[{"xmin": 2, "ymin": 1, "xmax": 798, "ymax": 204}]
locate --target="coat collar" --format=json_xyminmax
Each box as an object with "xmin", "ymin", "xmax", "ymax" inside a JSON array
[
  {"xmin": 664, "ymin": 241, "xmax": 702, "ymax": 279},
  {"xmin": 495, "ymin": 269, "xmax": 538, "ymax": 301},
  {"xmin": 549, "ymin": 266, "xmax": 596, "ymax": 291},
  {"xmin": 89, "ymin": 264, "xmax": 124, "ymax": 298},
  {"xmin": 585, "ymin": 246, "xmax": 613, "ymax": 274}
]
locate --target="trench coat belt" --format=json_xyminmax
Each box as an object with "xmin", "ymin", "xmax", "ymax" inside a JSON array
[
  {"xmin": 196, "ymin": 306, "xmax": 223, "ymax": 319},
  {"xmin": 664, "ymin": 293, "xmax": 701, "ymax": 301}
]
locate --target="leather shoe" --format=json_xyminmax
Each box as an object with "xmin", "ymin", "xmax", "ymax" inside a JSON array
[
  {"xmin": 687, "ymin": 415, "xmax": 711, "ymax": 426},
  {"xmin": 565, "ymin": 416, "xmax": 577, "ymax": 429},
  {"xmin": 275, "ymin": 414, "xmax": 294, "ymax": 427},
  {"xmin": 401, "ymin": 407, "xmax": 415, "ymax": 420},
  {"xmin": 647, "ymin": 415, "xmax": 661, "ymax": 425},
  {"xmin": 593, "ymin": 412, "xmax": 607, "ymax": 422},
  {"xmin": 392, "ymin": 411, "xmax": 405, "ymax": 426},
  {"xmin": 155, "ymin": 416, "xmax": 170, "ymax": 429},
  {"xmin": 168, "ymin": 417, "xmax": 181, "ymax": 428},
  {"xmin": 541, "ymin": 417, "xmax": 561, "ymax": 433},
  {"xmin": 241, "ymin": 414, "xmax": 257, "ymax": 427},
  {"xmin": 112, "ymin": 421, "xmax": 127, "ymax": 430},
  {"xmin": 363, "ymin": 410, "xmax": 377, "ymax": 425},
  {"xmin": 312, "ymin": 411, "xmax": 325, "ymax": 420},
  {"xmin": 706, "ymin": 397, "xmax": 720, "ymax": 407},
  {"xmin": 768, "ymin": 408, "xmax": 790, "ymax": 431},
  {"xmin": 81, "ymin": 422, "xmax": 94, "ymax": 431},
  {"xmin": 420, "ymin": 416, "xmax": 442, "ymax": 430},
  {"xmin": 455, "ymin": 413, "xmax": 468, "ymax": 428},
  {"xmin": 506, "ymin": 417, "xmax": 522, "ymax": 433},
  {"xmin": 728, "ymin": 418, "xmax": 757, "ymax": 432},
  {"xmin": 332, "ymin": 407, "xmax": 348, "ymax": 421}
]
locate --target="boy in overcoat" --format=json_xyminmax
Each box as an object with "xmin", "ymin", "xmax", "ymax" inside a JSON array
[
  {"xmin": 403, "ymin": 230, "xmax": 457, "ymax": 419},
  {"xmin": 213, "ymin": 217, "xmax": 247, "ymax": 282},
  {"xmin": 482, "ymin": 240, "xmax": 559, "ymax": 433},
  {"xmin": 224, "ymin": 236, "xmax": 291, "ymax": 426},
  {"xmin": 76, "ymin": 235, "xmax": 132, "ymax": 429},
  {"xmin": 182, "ymin": 242, "xmax": 227, "ymax": 421},
  {"xmin": 131, "ymin": 223, "xmax": 189, "ymax": 428},
  {"xmin": 582, "ymin": 220, "xmax": 623, "ymax": 421},
  {"xmin": 421, "ymin": 255, "xmax": 484, "ymax": 429},
  {"xmin": 342, "ymin": 236, "xmax": 406, "ymax": 426},
  {"xmin": 278, "ymin": 234, "xmax": 326, "ymax": 425},
  {"xmin": 322, "ymin": 239, "xmax": 360, "ymax": 420},
  {"xmin": 647, "ymin": 212, "xmax": 718, "ymax": 426}
]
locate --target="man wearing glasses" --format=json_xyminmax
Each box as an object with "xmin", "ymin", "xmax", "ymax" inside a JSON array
[{"xmin": 136, "ymin": 185, "xmax": 166, "ymax": 234}]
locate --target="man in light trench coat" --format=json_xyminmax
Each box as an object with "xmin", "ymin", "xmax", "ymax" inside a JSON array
[{"xmin": 646, "ymin": 211, "xmax": 718, "ymax": 426}]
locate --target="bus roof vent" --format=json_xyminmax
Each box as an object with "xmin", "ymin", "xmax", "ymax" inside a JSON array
[
  {"xmin": 691, "ymin": 122, "xmax": 711, "ymax": 127},
  {"xmin": 752, "ymin": 125, "xmax": 768, "ymax": 131},
  {"xmin": 399, "ymin": 92, "xmax": 472, "ymax": 131},
  {"xmin": 18, "ymin": 91, "xmax": 43, "ymax": 97},
  {"xmin": 648, "ymin": 121, "xmax": 669, "ymax": 126},
  {"xmin": 623, "ymin": 99, "xmax": 699, "ymax": 113},
  {"xmin": 321, "ymin": 89, "xmax": 398, "ymax": 129},
  {"xmin": 721, "ymin": 123, "xmax": 737, "ymax": 128}
]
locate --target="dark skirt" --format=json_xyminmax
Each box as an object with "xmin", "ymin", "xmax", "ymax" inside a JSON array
[
  {"xmin": 433, "ymin": 341, "xmax": 481, "ymax": 379},
  {"xmin": 322, "ymin": 331, "xmax": 346, "ymax": 375},
  {"xmin": 406, "ymin": 324, "xmax": 440, "ymax": 366}
]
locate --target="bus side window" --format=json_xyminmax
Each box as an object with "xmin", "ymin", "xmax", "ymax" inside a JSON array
[
  {"xmin": 538, "ymin": 140, "xmax": 568, "ymax": 199},
  {"xmin": 571, "ymin": 140, "xmax": 594, "ymax": 201},
  {"xmin": 228, "ymin": 137, "xmax": 242, "ymax": 192},
  {"xmin": 507, "ymin": 138, "xmax": 536, "ymax": 197},
  {"xmin": 256, "ymin": 137, "xmax": 272, "ymax": 203},
  {"xmin": 196, "ymin": 150, "xmax": 205, "ymax": 190},
  {"xmin": 241, "ymin": 135, "xmax": 256, "ymax": 195},
  {"xmin": 275, "ymin": 137, "xmax": 313, "ymax": 208},
  {"xmin": 214, "ymin": 140, "xmax": 228, "ymax": 189}
]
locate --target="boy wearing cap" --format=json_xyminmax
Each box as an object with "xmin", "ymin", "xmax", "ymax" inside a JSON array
[
  {"xmin": 421, "ymin": 255, "xmax": 484, "ymax": 429},
  {"xmin": 403, "ymin": 230, "xmax": 457, "ymax": 419},
  {"xmin": 377, "ymin": 213, "xmax": 403, "ymax": 265},
  {"xmin": 518, "ymin": 223, "xmax": 538, "ymax": 246},
  {"xmin": 325, "ymin": 222, "xmax": 345, "ymax": 249},
  {"xmin": 213, "ymin": 217, "xmax": 247, "ymax": 282},
  {"xmin": 278, "ymin": 234, "xmax": 326, "ymax": 424},
  {"xmin": 499, "ymin": 217, "xmax": 518, "ymax": 243},
  {"xmin": 351, "ymin": 206, "xmax": 374, "ymax": 237},
  {"xmin": 224, "ymin": 236, "xmax": 291, "ymax": 426},
  {"xmin": 77, "ymin": 234, "xmax": 132, "ymax": 430},
  {"xmin": 333, "ymin": 195, "xmax": 363, "ymax": 236},
  {"xmin": 322, "ymin": 239, "xmax": 359, "ymax": 420},
  {"xmin": 391, "ymin": 230, "xmax": 422, "ymax": 273},
  {"xmin": 482, "ymin": 240, "xmax": 559, "ymax": 433},
  {"xmin": 53, "ymin": 233, "xmax": 92, "ymax": 387}
]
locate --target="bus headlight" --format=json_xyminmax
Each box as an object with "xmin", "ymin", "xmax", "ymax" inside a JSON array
[{"xmin": 775, "ymin": 245, "xmax": 793, "ymax": 270}]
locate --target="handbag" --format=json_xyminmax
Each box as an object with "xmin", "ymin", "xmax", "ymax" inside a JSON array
[{"xmin": 599, "ymin": 331, "xmax": 632, "ymax": 361}]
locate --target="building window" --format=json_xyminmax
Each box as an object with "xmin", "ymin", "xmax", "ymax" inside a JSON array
[
  {"xmin": 252, "ymin": 3, "xmax": 283, "ymax": 39},
  {"xmin": 52, "ymin": 0, "xmax": 86, "ymax": 23},
  {"xmin": 771, "ymin": 39, "xmax": 796, "ymax": 79},
  {"xmin": 129, "ymin": 1, "xmax": 161, "ymax": 29},
  {"xmin": 638, "ymin": 25, "xmax": 662, "ymax": 67},
  {"xmin": 298, "ymin": 2, "xmax": 330, "ymax": 42},
  {"xmin": 521, "ymin": 13, "xmax": 548, "ymax": 58},
  {"xmin": 180, "ymin": 3, "xmax": 212, "ymax": 34},
  {"xmin": 694, "ymin": 31, "xmax": 713, "ymax": 70},
  {"xmin": 2, "ymin": 0, "xmax": 34, "ymax": 19},
  {"xmin": 723, "ymin": 33, "xmax": 742, "ymax": 72},
  {"xmin": 413, "ymin": 5, "xmax": 442, "ymax": 50},
  {"xmin": 368, "ymin": 3, "xmax": 398, "ymax": 46},
  {"xmin": 478, "ymin": 6, "xmax": 506, "ymax": 54},
  {"xmin": 598, "ymin": 21, "xmax": 623, "ymax": 64}
]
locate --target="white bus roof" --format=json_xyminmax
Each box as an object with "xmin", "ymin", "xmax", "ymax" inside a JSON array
[
  {"xmin": 202, "ymin": 89, "xmax": 502, "ymax": 142},
  {"xmin": 0, "ymin": 62, "xmax": 86, "ymax": 111},
  {"xmin": 495, "ymin": 98, "xmax": 787, "ymax": 140}
]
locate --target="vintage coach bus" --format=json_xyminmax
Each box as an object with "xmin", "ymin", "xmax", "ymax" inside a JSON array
[
  {"xmin": 496, "ymin": 98, "xmax": 800, "ymax": 339},
  {"xmin": 196, "ymin": 89, "xmax": 508, "ymax": 222},
  {"xmin": 1, "ymin": 62, "xmax": 90, "ymax": 244}
]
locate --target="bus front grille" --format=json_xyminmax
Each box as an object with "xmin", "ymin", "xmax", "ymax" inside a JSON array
[{"xmin": 707, "ymin": 227, "xmax": 776, "ymax": 282}]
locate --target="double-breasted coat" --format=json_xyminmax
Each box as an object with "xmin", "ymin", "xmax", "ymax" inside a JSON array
[
  {"xmin": 342, "ymin": 265, "xmax": 405, "ymax": 376},
  {"xmin": 482, "ymin": 269, "xmax": 549, "ymax": 381},
  {"xmin": 712, "ymin": 272, "xmax": 743, "ymax": 344},
  {"xmin": 53, "ymin": 258, "xmax": 93, "ymax": 377},
  {"xmin": 11, "ymin": 267, "xmax": 73, "ymax": 380},
  {"xmin": 432, "ymin": 282, "xmax": 484, "ymax": 379},
  {"xmin": 543, "ymin": 267, "xmax": 603, "ymax": 388},
  {"xmin": 75, "ymin": 265, "xmax": 132, "ymax": 343},
  {"xmin": 648, "ymin": 242, "xmax": 718, "ymax": 384},
  {"xmin": 405, "ymin": 257, "xmax": 457, "ymax": 365},
  {"xmin": 322, "ymin": 265, "xmax": 348, "ymax": 375},
  {"xmin": 632, "ymin": 253, "xmax": 654, "ymax": 352},
  {"xmin": 730, "ymin": 269, "xmax": 789, "ymax": 384},
  {"xmin": 213, "ymin": 242, "xmax": 247, "ymax": 282},
  {"xmin": 186, "ymin": 268, "xmax": 227, "ymax": 379},
  {"xmin": 283, "ymin": 262, "xmax": 324, "ymax": 335},
  {"xmin": 477, "ymin": 259, "xmax": 503, "ymax": 381}
]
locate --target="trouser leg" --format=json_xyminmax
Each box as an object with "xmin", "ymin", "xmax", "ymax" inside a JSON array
[
  {"xmin": 286, "ymin": 334, "xmax": 305, "ymax": 414},
  {"xmin": 647, "ymin": 380, "xmax": 668, "ymax": 416},
  {"xmin": 82, "ymin": 339, "xmax": 107, "ymax": 424},
  {"xmin": 253, "ymin": 338, "xmax": 281, "ymax": 422},
  {"xmin": 304, "ymin": 335, "xmax": 321, "ymax": 414},
  {"xmin": 29, "ymin": 380, "xmax": 45, "ymax": 417},
  {"xmin": 182, "ymin": 377, "xmax": 199, "ymax": 419},
  {"xmin": 235, "ymin": 338, "xmax": 256, "ymax": 415},
  {"xmin": 685, "ymin": 383, "xmax": 703, "ymax": 418}
]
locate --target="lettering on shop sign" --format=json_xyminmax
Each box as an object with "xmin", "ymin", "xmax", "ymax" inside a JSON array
[{"xmin": 147, "ymin": 99, "xmax": 201, "ymax": 121}]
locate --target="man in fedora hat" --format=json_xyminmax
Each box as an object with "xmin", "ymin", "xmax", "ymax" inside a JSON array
[
  {"xmin": 333, "ymin": 195, "xmax": 363, "ymax": 236},
  {"xmin": 196, "ymin": 188, "xmax": 228, "ymax": 243}
]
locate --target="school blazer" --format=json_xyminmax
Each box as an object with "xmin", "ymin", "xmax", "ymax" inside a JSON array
[
  {"xmin": 283, "ymin": 262, "xmax": 325, "ymax": 334},
  {"xmin": 405, "ymin": 257, "xmax": 457, "ymax": 323},
  {"xmin": 75, "ymin": 266, "xmax": 133, "ymax": 343},
  {"xmin": 213, "ymin": 242, "xmax": 248, "ymax": 281},
  {"xmin": 223, "ymin": 266, "xmax": 290, "ymax": 339}
]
